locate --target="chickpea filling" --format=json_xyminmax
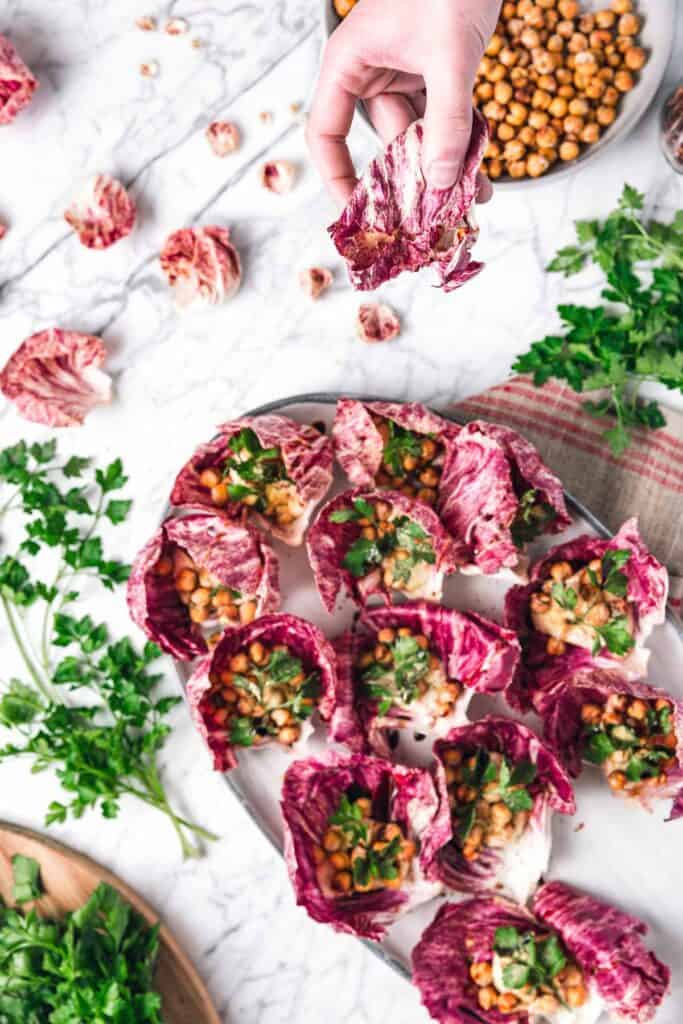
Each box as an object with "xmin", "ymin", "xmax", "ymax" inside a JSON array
[
  {"xmin": 475, "ymin": 0, "xmax": 648, "ymax": 182},
  {"xmin": 530, "ymin": 549, "xmax": 635, "ymax": 657},
  {"xmin": 356, "ymin": 626, "xmax": 462, "ymax": 721},
  {"xmin": 470, "ymin": 925, "xmax": 587, "ymax": 1015},
  {"xmin": 156, "ymin": 547, "xmax": 257, "ymax": 627},
  {"xmin": 510, "ymin": 487, "xmax": 557, "ymax": 548},
  {"xmin": 313, "ymin": 790, "xmax": 417, "ymax": 896},
  {"xmin": 443, "ymin": 746, "xmax": 537, "ymax": 862},
  {"xmin": 372, "ymin": 416, "xmax": 444, "ymax": 506},
  {"xmin": 329, "ymin": 497, "xmax": 437, "ymax": 595},
  {"xmin": 581, "ymin": 693, "xmax": 677, "ymax": 794},
  {"xmin": 204, "ymin": 642, "xmax": 320, "ymax": 748},
  {"xmin": 199, "ymin": 428, "xmax": 304, "ymax": 528}
]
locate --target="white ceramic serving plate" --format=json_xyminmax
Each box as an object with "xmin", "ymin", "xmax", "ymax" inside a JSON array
[
  {"xmin": 319, "ymin": 0, "xmax": 677, "ymax": 190},
  {"xmin": 174, "ymin": 395, "xmax": 683, "ymax": 1021}
]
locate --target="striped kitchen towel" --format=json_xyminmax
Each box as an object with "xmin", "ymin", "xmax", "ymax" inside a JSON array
[{"xmin": 453, "ymin": 376, "xmax": 683, "ymax": 622}]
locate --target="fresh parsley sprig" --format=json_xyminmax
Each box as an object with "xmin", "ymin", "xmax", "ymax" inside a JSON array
[
  {"xmin": 546, "ymin": 549, "xmax": 634, "ymax": 657},
  {"xmin": 493, "ymin": 926, "xmax": 568, "ymax": 992},
  {"xmin": 513, "ymin": 184, "xmax": 683, "ymax": 455}
]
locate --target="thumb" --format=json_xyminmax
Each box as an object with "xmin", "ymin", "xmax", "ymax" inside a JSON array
[{"xmin": 422, "ymin": 62, "xmax": 476, "ymax": 190}]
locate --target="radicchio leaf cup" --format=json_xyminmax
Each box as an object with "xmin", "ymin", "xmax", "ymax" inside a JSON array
[
  {"xmin": 330, "ymin": 602, "xmax": 520, "ymax": 758},
  {"xmin": 412, "ymin": 882, "xmax": 670, "ymax": 1024},
  {"xmin": 307, "ymin": 489, "xmax": 458, "ymax": 612},
  {"xmin": 439, "ymin": 420, "xmax": 570, "ymax": 576},
  {"xmin": 186, "ymin": 613, "xmax": 338, "ymax": 771},
  {"xmin": 426, "ymin": 716, "xmax": 574, "ymax": 904},
  {"xmin": 504, "ymin": 518, "xmax": 668, "ymax": 711},
  {"xmin": 281, "ymin": 752, "xmax": 448, "ymax": 940},
  {"xmin": 170, "ymin": 414, "xmax": 333, "ymax": 546},
  {"xmin": 126, "ymin": 512, "xmax": 280, "ymax": 660},
  {"xmin": 534, "ymin": 667, "xmax": 683, "ymax": 820}
]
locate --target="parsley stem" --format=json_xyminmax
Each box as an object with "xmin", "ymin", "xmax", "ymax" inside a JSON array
[{"xmin": 0, "ymin": 595, "xmax": 56, "ymax": 703}]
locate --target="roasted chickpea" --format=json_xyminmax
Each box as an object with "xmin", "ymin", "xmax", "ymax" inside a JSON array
[
  {"xmin": 498, "ymin": 121, "xmax": 516, "ymax": 141},
  {"xmin": 615, "ymin": 69, "xmax": 635, "ymax": 91},
  {"xmin": 558, "ymin": 83, "xmax": 575, "ymax": 98},
  {"xmin": 494, "ymin": 80, "xmax": 514, "ymax": 104},
  {"xmin": 625, "ymin": 45, "xmax": 646, "ymax": 70},
  {"xmin": 590, "ymin": 28, "xmax": 613, "ymax": 47},
  {"xmin": 536, "ymin": 124, "xmax": 559, "ymax": 148},
  {"xmin": 578, "ymin": 12, "xmax": 595, "ymax": 33},
  {"xmin": 611, "ymin": 0, "xmax": 633, "ymax": 12},
  {"xmin": 507, "ymin": 100, "xmax": 529, "ymax": 125},
  {"xmin": 483, "ymin": 99, "xmax": 507, "ymax": 122},
  {"xmin": 488, "ymin": 157, "xmax": 504, "ymax": 179},
  {"xmin": 603, "ymin": 84, "xmax": 620, "ymax": 105},
  {"xmin": 485, "ymin": 139, "xmax": 502, "ymax": 158},
  {"xmin": 539, "ymin": 145, "xmax": 558, "ymax": 163},
  {"xmin": 568, "ymin": 32, "xmax": 588, "ymax": 53},
  {"xmin": 580, "ymin": 122, "xmax": 601, "ymax": 143},
  {"xmin": 585, "ymin": 77, "xmax": 607, "ymax": 100},
  {"xmin": 476, "ymin": 81, "xmax": 494, "ymax": 101},
  {"xmin": 487, "ymin": 62, "xmax": 509, "ymax": 82},
  {"xmin": 618, "ymin": 12, "xmax": 640, "ymax": 35},
  {"xmin": 557, "ymin": 18, "xmax": 574, "ymax": 39},
  {"xmin": 596, "ymin": 9, "xmax": 616, "ymax": 28},
  {"xmin": 547, "ymin": 636, "xmax": 567, "ymax": 655},
  {"xmin": 547, "ymin": 33, "xmax": 564, "ymax": 52},
  {"xmin": 499, "ymin": 47, "xmax": 520, "ymax": 68},
  {"xmin": 532, "ymin": 87, "xmax": 552, "ymax": 109},
  {"xmin": 558, "ymin": 0, "xmax": 579, "ymax": 17},
  {"xmin": 519, "ymin": 124, "xmax": 537, "ymax": 146},
  {"xmin": 470, "ymin": 962, "xmax": 494, "ymax": 987},
  {"xmin": 533, "ymin": 49, "xmax": 556, "ymax": 75},
  {"xmin": 608, "ymin": 770, "xmax": 627, "ymax": 790},
  {"xmin": 538, "ymin": 72, "xmax": 558, "ymax": 92},
  {"xmin": 529, "ymin": 108, "xmax": 550, "ymax": 128},
  {"xmin": 521, "ymin": 26, "xmax": 541, "ymax": 48},
  {"xmin": 508, "ymin": 159, "xmax": 527, "ymax": 178},
  {"xmin": 548, "ymin": 95, "xmax": 568, "ymax": 118},
  {"xmin": 564, "ymin": 114, "xmax": 584, "ymax": 135},
  {"xmin": 486, "ymin": 33, "xmax": 505, "ymax": 56},
  {"xmin": 569, "ymin": 97, "xmax": 589, "ymax": 118},
  {"xmin": 504, "ymin": 139, "xmax": 527, "ymax": 161},
  {"xmin": 527, "ymin": 152, "xmax": 550, "ymax": 177}
]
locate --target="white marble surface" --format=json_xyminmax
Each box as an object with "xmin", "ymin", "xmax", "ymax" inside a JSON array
[{"xmin": 0, "ymin": 1, "xmax": 682, "ymax": 1022}]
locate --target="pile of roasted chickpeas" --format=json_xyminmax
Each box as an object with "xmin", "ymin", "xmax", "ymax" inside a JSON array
[{"xmin": 476, "ymin": 0, "xmax": 647, "ymax": 180}]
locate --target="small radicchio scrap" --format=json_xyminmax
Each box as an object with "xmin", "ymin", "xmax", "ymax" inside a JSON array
[
  {"xmin": 306, "ymin": 489, "xmax": 458, "ymax": 612},
  {"xmin": 439, "ymin": 420, "xmax": 570, "ymax": 576},
  {"xmin": 281, "ymin": 752, "xmax": 447, "ymax": 940},
  {"xmin": 534, "ymin": 667, "xmax": 683, "ymax": 820},
  {"xmin": 356, "ymin": 303, "xmax": 400, "ymax": 344},
  {"xmin": 260, "ymin": 160, "xmax": 296, "ymax": 194},
  {"xmin": 413, "ymin": 882, "xmax": 669, "ymax": 1024},
  {"xmin": 299, "ymin": 267, "xmax": 333, "ymax": 300},
  {"xmin": 64, "ymin": 174, "xmax": 137, "ymax": 250},
  {"xmin": 170, "ymin": 414, "xmax": 333, "ymax": 546},
  {"xmin": 160, "ymin": 226, "xmax": 242, "ymax": 310},
  {"xmin": 331, "ymin": 398, "xmax": 459, "ymax": 505},
  {"xmin": 505, "ymin": 518, "xmax": 668, "ymax": 711},
  {"xmin": 330, "ymin": 603, "xmax": 520, "ymax": 758},
  {"xmin": 328, "ymin": 111, "xmax": 487, "ymax": 292},
  {"xmin": 0, "ymin": 328, "xmax": 111, "ymax": 427},
  {"xmin": 0, "ymin": 34, "xmax": 38, "ymax": 125},
  {"xmin": 126, "ymin": 512, "xmax": 280, "ymax": 661},
  {"xmin": 187, "ymin": 613, "xmax": 338, "ymax": 771},
  {"xmin": 427, "ymin": 716, "xmax": 574, "ymax": 904},
  {"xmin": 206, "ymin": 120, "xmax": 240, "ymax": 157}
]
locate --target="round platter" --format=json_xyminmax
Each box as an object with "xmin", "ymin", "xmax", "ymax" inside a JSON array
[{"xmin": 171, "ymin": 393, "xmax": 683, "ymax": 1018}]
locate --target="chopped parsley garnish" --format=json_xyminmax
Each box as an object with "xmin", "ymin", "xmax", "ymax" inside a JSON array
[
  {"xmin": 352, "ymin": 835, "xmax": 401, "ymax": 887},
  {"xmin": 451, "ymin": 746, "xmax": 537, "ymax": 847},
  {"xmin": 223, "ymin": 428, "xmax": 289, "ymax": 510},
  {"xmin": 329, "ymin": 794, "xmax": 369, "ymax": 845},
  {"xmin": 510, "ymin": 489, "xmax": 557, "ymax": 548},
  {"xmin": 382, "ymin": 421, "xmax": 423, "ymax": 477},
  {"xmin": 230, "ymin": 716, "xmax": 256, "ymax": 747},
  {"xmin": 361, "ymin": 634, "xmax": 431, "ymax": 715},
  {"xmin": 493, "ymin": 927, "xmax": 568, "ymax": 990},
  {"xmin": 582, "ymin": 699, "xmax": 674, "ymax": 781},
  {"xmin": 332, "ymin": 500, "xmax": 436, "ymax": 585},
  {"xmin": 328, "ymin": 793, "xmax": 405, "ymax": 889}
]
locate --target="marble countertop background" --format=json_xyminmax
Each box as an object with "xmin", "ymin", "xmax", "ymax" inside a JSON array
[{"xmin": 1, "ymin": 1, "xmax": 682, "ymax": 1021}]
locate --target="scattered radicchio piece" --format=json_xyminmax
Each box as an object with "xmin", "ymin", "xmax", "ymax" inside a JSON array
[
  {"xmin": 356, "ymin": 303, "xmax": 400, "ymax": 343},
  {"xmin": 170, "ymin": 414, "xmax": 333, "ymax": 547},
  {"xmin": 281, "ymin": 752, "xmax": 447, "ymax": 940},
  {"xmin": 299, "ymin": 267, "xmax": 333, "ymax": 300},
  {"xmin": 439, "ymin": 420, "xmax": 570, "ymax": 577},
  {"xmin": 165, "ymin": 17, "xmax": 189, "ymax": 34},
  {"xmin": 126, "ymin": 512, "xmax": 280, "ymax": 661},
  {"xmin": 427, "ymin": 716, "xmax": 574, "ymax": 904},
  {"xmin": 160, "ymin": 225, "xmax": 242, "ymax": 310},
  {"xmin": 260, "ymin": 160, "xmax": 296, "ymax": 194},
  {"xmin": 504, "ymin": 518, "xmax": 668, "ymax": 711},
  {"xmin": 206, "ymin": 120, "xmax": 240, "ymax": 157},
  {"xmin": 0, "ymin": 34, "xmax": 38, "ymax": 125},
  {"xmin": 0, "ymin": 222, "xmax": 6, "ymax": 241},
  {"xmin": 330, "ymin": 603, "xmax": 520, "ymax": 759},
  {"xmin": 328, "ymin": 111, "xmax": 487, "ymax": 292},
  {"xmin": 186, "ymin": 613, "xmax": 338, "ymax": 771},
  {"xmin": 533, "ymin": 667, "xmax": 683, "ymax": 820},
  {"xmin": 0, "ymin": 328, "xmax": 111, "ymax": 427},
  {"xmin": 306, "ymin": 488, "xmax": 458, "ymax": 612},
  {"xmin": 64, "ymin": 174, "xmax": 137, "ymax": 250},
  {"xmin": 331, "ymin": 398, "xmax": 459, "ymax": 494}
]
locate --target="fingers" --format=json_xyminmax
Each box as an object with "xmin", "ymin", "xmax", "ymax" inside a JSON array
[
  {"xmin": 422, "ymin": 61, "xmax": 474, "ymax": 190},
  {"xmin": 365, "ymin": 92, "xmax": 417, "ymax": 145},
  {"xmin": 306, "ymin": 44, "xmax": 361, "ymax": 204}
]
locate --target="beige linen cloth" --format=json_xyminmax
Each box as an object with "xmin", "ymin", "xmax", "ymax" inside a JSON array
[{"xmin": 452, "ymin": 375, "xmax": 683, "ymax": 623}]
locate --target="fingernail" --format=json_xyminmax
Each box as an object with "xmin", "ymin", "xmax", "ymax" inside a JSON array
[{"xmin": 427, "ymin": 159, "xmax": 461, "ymax": 189}]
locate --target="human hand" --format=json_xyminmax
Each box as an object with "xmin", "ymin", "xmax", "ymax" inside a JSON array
[{"xmin": 307, "ymin": 0, "xmax": 501, "ymax": 204}]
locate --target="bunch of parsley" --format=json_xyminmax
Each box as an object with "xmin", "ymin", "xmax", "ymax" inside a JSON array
[
  {"xmin": 0, "ymin": 440, "xmax": 216, "ymax": 859},
  {"xmin": 513, "ymin": 185, "xmax": 683, "ymax": 455},
  {"xmin": 0, "ymin": 854, "xmax": 163, "ymax": 1022}
]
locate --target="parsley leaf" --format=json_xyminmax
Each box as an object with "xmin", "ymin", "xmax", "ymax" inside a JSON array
[{"xmin": 11, "ymin": 855, "xmax": 42, "ymax": 904}]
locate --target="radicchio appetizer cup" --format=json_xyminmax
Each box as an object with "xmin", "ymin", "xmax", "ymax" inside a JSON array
[
  {"xmin": 426, "ymin": 717, "xmax": 574, "ymax": 904},
  {"xmin": 307, "ymin": 490, "xmax": 458, "ymax": 612},
  {"xmin": 281, "ymin": 752, "xmax": 447, "ymax": 940},
  {"xmin": 439, "ymin": 421, "xmax": 570, "ymax": 576},
  {"xmin": 331, "ymin": 399, "xmax": 460, "ymax": 508},
  {"xmin": 331, "ymin": 603, "xmax": 520, "ymax": 758},
  {"xmin": 505, "ymin": 518, "xmax": 668, "ymax": 710},
  {"xmin": 127, "ymin": 512, "xmax": 280, "ymax": 660},
  {"xmin": 186, "ymin": 613, "xmax": 337, "ymax": 770},
  {"xmin": 535, "ymin": 667, "xmax": 683, "ymax": 819},
  {"xmin": 413, "ymin": 881, "xmax": 670, "ymax": 1024},
  {"xmin": 170, "ymin": 414, "xmax": 333, "ymax": 546}
]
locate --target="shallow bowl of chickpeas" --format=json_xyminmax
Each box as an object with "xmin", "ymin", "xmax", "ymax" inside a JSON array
[{"xmin": 323, "ymin": 0, "xmax": 677, "ymax": 186}]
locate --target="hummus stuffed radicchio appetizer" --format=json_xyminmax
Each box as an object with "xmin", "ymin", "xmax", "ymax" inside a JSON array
[
  {"xmin": 170, "ymin": 414, "xmax": 333, "ymax": 546},
  {"xmin": 413, "ymin": 881, "xmax": 670, "ymax": 1024},
  {"xmin": 331, "ymin": 603, "xmax": 520, "ymax": 758},
  {"xmin": 505, "ymin": 519, "xmax": 668, "ymax": 709},
  {"xmin": 439, "ymin": 421, "xmax": 570, "ymax": 576},
  {"xmin": 187, "ymin": 613, "xmax": 337, "ymax": 770},
  {"xmin": 331, "ymin": 399, "xmax": 459, "ymax": 507},
  {"xmin": 427, "ymin": 717, "xmax": 574, "ymax": 904},
  {"xmin": 535, "ymin": 668, "xmax": 683, "ymax": 818},
  {"xmin": 281, "ymin": 753, "xmax": 446, "ymax": 939},
  {"xmin": 127, "ymin": 512, "xmax": 280, "ymax": 660},
  {"xmin": 307, "ymin": 490, "xmax": 457, "ymax": 611}
]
